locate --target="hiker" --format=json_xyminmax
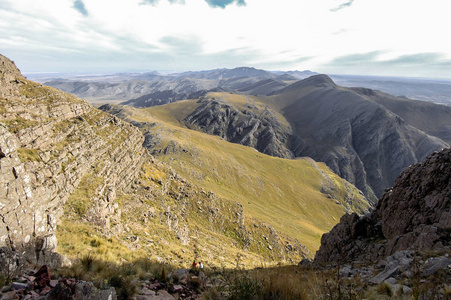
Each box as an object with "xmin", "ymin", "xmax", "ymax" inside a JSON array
[
  {"xmin": 199, "ymin": 261, "xmax": 204, "ymax": 269},
  {"xmin": 192, "ymin": 260, "xmax": 197, "ymax": 269}
]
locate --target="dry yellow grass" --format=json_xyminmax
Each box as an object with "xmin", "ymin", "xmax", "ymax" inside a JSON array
[{"xmin": 117, "ymin": 94, "xmax": 370, "ymax": 252}]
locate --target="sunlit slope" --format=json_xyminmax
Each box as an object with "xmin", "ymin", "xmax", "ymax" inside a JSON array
[{"xmin": 102, "ymin": 103, "xmax": 371, "ymax": 252}]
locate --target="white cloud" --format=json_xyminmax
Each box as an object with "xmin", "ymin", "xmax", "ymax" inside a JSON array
[{"xmin": 0, "ymin": 0, "xmax": 450, "ymax": 78}]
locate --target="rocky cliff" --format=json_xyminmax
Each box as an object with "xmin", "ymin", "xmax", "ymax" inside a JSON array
[
  {"xmin": 0, "ymin": 54, "xmax": 312, "ymax": 271},
  {"xmin": 0, "ymin": 54, "xmax": 148, "ymax": 268},
  {"xmin": 315, "ymin": 147, "xmax": 451, "ymax": 264},
  {"xmin": 184, "ymin": 93, "xmax": 294, "ymax": 158}
]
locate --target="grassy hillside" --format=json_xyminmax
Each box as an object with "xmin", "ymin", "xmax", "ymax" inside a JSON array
[{"xmin": 103, "ymin": 99, "xmax": 371, "ymax": 252}]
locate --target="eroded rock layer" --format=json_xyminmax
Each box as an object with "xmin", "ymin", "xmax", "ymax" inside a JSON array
[{"xmin": 0, "ymin": 54, "xmax": 147, "ymax": 267}]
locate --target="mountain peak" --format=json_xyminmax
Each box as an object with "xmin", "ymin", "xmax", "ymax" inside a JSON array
[
  {"xmin": 299, "ymin": 74, "xmax": 336, "ymax": 87},
  {"xmin": 1, "ymin": 54, "xmax": 27, "ymax": 98},
  {"xmin": 270, "ymin": 74, "xmax": 337, "ymax": 95},
  {"xmin": 0, "ymin": 54, "xmax": 24, "ymax": 81}
]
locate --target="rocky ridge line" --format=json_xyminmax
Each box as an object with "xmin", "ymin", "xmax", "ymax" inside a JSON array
[{"xmin": 315, "ymin": 147, "xmax": 451, "ymax": 264}]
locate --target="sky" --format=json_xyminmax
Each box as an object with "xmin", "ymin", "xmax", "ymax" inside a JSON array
[{"xmin": 1, "ymin": 0, "xmax": 451, "ymax": 78}]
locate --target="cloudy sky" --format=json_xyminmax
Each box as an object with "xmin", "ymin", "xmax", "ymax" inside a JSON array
[{"xmin": 1, "ymin": 0, "xmax": 451, "ymax": 78}]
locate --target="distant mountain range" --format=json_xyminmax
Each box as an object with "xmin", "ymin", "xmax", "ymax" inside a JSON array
[
  {"xmin": 33, "ymin": 67, "xmax": 451, "ymax": 106},
  {"xmin": 32, "ymin": 66, "xmax": 451, "ymax": 200},
  {"xmin": 1, "ymin": 54, "xmax": 371, "ymax": 268},
  {"xmin": 103, "ymin": 75, "xmax": 451, "ymax": 202},
  {"xmin": 39, "ymin": 67, "xmax": 314, "ymax": 103}
]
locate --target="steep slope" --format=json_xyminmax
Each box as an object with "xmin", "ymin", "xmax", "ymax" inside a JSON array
[
  {"xmin": 236, "ymin": 78, "xmax": 289, "ymax": 95},
  {"xmin": 0, "ymin": 54, "xmax": 147, "ymax": 267},
  {"xmin": 121, "ymin": 89, "xmax": 209, "ymax": 108},
  {"xmin": 139, "ymin": 78, "xmax": 448, "ymax": 201},
  {"xmin": 351, "ymin": 87, "xmax": 451, "ymax": 144},
  {"xmin": 184, "ymin": 93, "xmax": 294, "ymax": 158},
  {"xmin": 100, "ymin": 103, "xmax": 372, "ymax": 252},
  {"xmin": 1, "ymin": 53, "xmax": 330, "ymax": 270},
  {"xmin": 265, "ymin": 75, "xmax": 448, "ymax": 200},
  {"xmin": 315, "ymin": 147, "xmax": 451, "ymax": 263}
]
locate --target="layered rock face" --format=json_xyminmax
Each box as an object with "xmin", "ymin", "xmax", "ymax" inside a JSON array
[
  {"xmin": 1, "ymin": 54, "xmax": 311, "ymax": 269},
  {"xmin": 315, "ymin": 147, "xmax": 451, "ymax": 264},
  {"xmin": 0, "ymin": 54, "xmax": 147, "ymax": 267},
  {"xmin": 184, "ymin": 94, "xmax": 294, "ymax": 159}
]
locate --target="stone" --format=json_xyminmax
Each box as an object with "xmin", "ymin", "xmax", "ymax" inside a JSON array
[
  {"xmin": 0, "ymin": 290, "xmax": 19, "ymax": 300},
  {"xmin": 140, "ymin": 287, "xmax": 156, "ymax": 296},
  {"xmin": 49, "ymin": 279, "xmax": 59, "ymax": 288},
  {"xmin": 316, "ymin": 148, "xmax": 451, "ymax": 265},
  {"xmin": 34, "ymin": 265, "xmax": 50, "ymax": 288},
  {"xmin": 153, "ymin": 290, "xmax": 176, "ymax": 299},
  {"xmin": 421, "ymin": 256, "xmax": 451, "ymax": 277},
  {"xmin": 39, "ymin": 286, "xmax": 52, "ymax": 295},
  {"xmin": 402, "ymin": 285, "xmax": 413, "ymax": 295},
  {"xmin": 171, "ymin": 284, "xmax": 184, "ymax": 293},
  {"xmin": 369, "ymin": 266, "xmax": 400, "ymax": 285},
  {"xmin": 148, "ymin": 282, "xmax": 162, "ymax": 290},
  {"xmin": 10, "ymin": 282, "xmax": 28, "ymax": 290},
  {"xmin": 169, "ymin": 269, "xmax": 190, "ymax": 281},
  {"xmin": 339, "ymin": 265, "xmax": 352, "ymax": 278}
]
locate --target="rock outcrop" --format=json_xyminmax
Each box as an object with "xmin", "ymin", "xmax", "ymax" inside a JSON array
[
  {"xmin": 0, "ymin": 54, "xmax": 147, "ymax": 268},
  {"xmin": 315, "ymin": 147, "xmax": 451, "ymax": 264},
  {"xmin": 1, "ymin": 54, "xmax": 311, "ymax": 270},
  {"xmin": 184, "ymin": 94, "xmax": 294, "ymax": 159}
]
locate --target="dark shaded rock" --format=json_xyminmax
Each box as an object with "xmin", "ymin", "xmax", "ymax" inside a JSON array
[
  {"xmin": 34, "ymin": 265, "xmax": 50, "ymax": 288},
  {"xmin": 315, "ymin": 148, "xmax": 451, "ymax": 265},
  {"xmin": 10, "ymin": 282, "xmax": 28, "ymax": 291},
  {"xmin": 184, "ymin": 96, "xmax": 294, "ymax": 158},
  {"xmin": 421, "ymin": 256, "xmax": 451, "ymax": 277}
]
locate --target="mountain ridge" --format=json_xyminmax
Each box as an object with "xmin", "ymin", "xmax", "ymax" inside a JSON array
[
  {"xmin": 0, "ymin": 53, "xmax": 370, "ymax": 271},
  {"xmin": 137, "ymin": 78, "xmax": 450, "ymax": 200}
]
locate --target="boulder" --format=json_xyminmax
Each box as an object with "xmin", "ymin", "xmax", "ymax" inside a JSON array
[{"xmin": 421, "ymin": 256, "xmax": 451, "ymax": 278}]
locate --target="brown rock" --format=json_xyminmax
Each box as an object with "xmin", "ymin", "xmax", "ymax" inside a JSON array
[
  {"xmin": 34, "ymin": 265, "xmax": 50, "ymax": 288},
  {"xmin": 316, "ymin": 148, "xmax": 451, "ymax": 264}
]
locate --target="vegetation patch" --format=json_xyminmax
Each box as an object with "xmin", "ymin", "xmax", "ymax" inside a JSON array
[
  {"xmin": 3, "ymin": 117, "xmax": 38, "ymax": 133},
  {"xmin": 65, "ymin": 173, "xmax": 104, "ymax": 216},
  {"xmin": 17, "ymin": 148, "xmax": 42, "ymax": 162}
]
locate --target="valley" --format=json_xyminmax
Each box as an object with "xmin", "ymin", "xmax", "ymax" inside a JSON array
[
  {"xmin": 2, "ymin": 52, "xmax": 451, "ymax": 299},
  {"xmin": 0, "ymin": 54, "xmax": 370, "ymax": 271}
]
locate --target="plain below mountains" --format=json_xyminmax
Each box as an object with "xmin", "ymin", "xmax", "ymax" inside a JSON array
[{"xmin": 107, "ymin": 76, "xmax": 451, "ymax": 202}]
